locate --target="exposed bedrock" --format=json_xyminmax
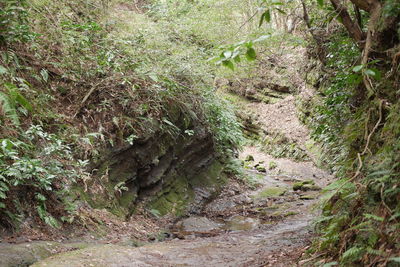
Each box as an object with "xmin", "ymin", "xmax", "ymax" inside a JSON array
[{"xmin": 74, "ymin": 108, "xmax": 226, "ymax": 218}]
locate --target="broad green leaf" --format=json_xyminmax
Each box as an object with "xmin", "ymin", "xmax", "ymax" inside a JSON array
[
  {"xmin": 245, "ymin": 41, "xmax": 254, "ymax": 48},
  {"xmin": 264, "ymin": 10, "xmax": 271, "ymax": 23},
  {"xmin": 259, "ymin": 12, "xmax": 265, "ymax": 27},
  {"xmin": 317, "ymin": 0, "xmax": 324, "ymax": 7},
  {"xmin": 364, "ymin": 69, "xmax": 376, "ymax": 77},
  {"xmin": 246, "ymin": 48, "xmax": 257, "ymax": 61},
  {"xmin": 259, "ymin": 10, "xmax": 271, "ymax": 27},
  {"xmin": 352, "ymin": 65, "xmax": 363, "ymax": 72},
  {"xmin": 370, "ymin": 68, "xmax": 382, "ymax": 80},
  {"xmin": 14, "ymin": 93, "xmax": 33, "ymax": 112},
  {"xmin": 222, "ymin": 60, "xmax": 235, "ymax": 70}
]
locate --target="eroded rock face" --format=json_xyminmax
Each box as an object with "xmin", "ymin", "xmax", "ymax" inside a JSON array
[{"xmin": 76, "ymin": 109, "xmax": 226, "ymax": 217}]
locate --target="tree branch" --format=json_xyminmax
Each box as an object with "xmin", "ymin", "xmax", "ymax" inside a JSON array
[
  {"xmin": 330, "ymin": 0, "xmax": 365, "ymax": 47},
  {"xmin": 349, "ymin": 0, "xmax": 379, "ymax": 12},
  {"xmin": 361, "ymin": 1, "xmax": 382, "ymax": 93},
  {"xmin": 354, "ymin": 4, "xmax": 363, "ymax": 29}
]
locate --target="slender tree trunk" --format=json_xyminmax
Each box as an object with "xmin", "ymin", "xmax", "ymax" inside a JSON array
[{"xmin": 330, "ymin": 0, "xmax": 365, "ymax": 47}]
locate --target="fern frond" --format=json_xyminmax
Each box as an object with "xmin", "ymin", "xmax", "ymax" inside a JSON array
[
  {"xmin": 0, "ymin": 91, "xmax": 19, "ymax": 126},
  {"xmin": 341, "ymin": 246, "xmax": 364, "ymax": 263},
  {"xmin": 5, "ymin": 83, "xmax": 33, "ymax": 112}
]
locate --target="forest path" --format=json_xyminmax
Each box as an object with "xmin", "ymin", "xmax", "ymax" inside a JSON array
[{"xmin": 31, "ymin": 90, "xmax": 332, "ymax": 267}]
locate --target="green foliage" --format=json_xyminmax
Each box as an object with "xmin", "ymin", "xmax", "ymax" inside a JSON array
[
  {"xmin": 382, "ymin": 0, "xmax": 400, "ymax": 17},
  {"xmin": 0, "ymin": 82, "xmax": 32, "ymax": 126},
  {"xmin": 0, "ymin": 125, "xmax": 81, "ymax": 227},
  {"xmin": 307, "ymin": 13, "xmax": 400, "ymax": 266},
  {"xmin": 341, "ymin": 246, "xmax": 365, "ymax": 263},
  {"xmin": 0, "ymin": 0, "xmax": 250, "ymax": 227},
  {"xmin": 211, "ymin": 35, "xmax": 271, "ymax": 70},
  {"xmin": 258, "ymin": 0, "xmax": 285, "ymax": 27},
  {"xmin": 0, "ymin": 0, "xmax": 37, "ymax": 44},
  {"xmin": 204, "ymin": 93, "xmax": 244, "ymax": 152},
  {"xmin": 309, "ymin": 33, "xmax": 360, "ymax": 174}
]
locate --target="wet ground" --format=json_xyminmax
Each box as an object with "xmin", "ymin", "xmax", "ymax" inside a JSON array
[{"xmin": 27, "ymin": 148, "xmax": 331, "ymax": 267}]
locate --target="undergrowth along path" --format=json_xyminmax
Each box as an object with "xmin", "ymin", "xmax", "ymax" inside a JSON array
[{"xmin": 31, "ymin": 87, "xmax": 332, "ymax": 267}]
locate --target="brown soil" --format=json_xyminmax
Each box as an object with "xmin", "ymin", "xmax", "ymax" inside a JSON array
[{"xmin": 250, "ymin": 95, "xmax": 309, "ymax": 146}]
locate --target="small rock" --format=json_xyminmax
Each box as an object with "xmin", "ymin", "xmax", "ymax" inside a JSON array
[
  {"xmin": 227, "ymin": 190, "xmax": 236, "ymax": 196},
  {"xmin": 245, "ymin": 155, "xmax": 255, "ymax": 162},
  {"xmin": 234, "ymin": 195, "xmax": 253, "ymax": 204},
  {"xmin": 293, "ymin": 180, "xmax": 320, "ymax": 191},
  {"xmin": 255, "ymin": 187, "xmax": 287, "ymax": 198},
  {"xmin": 302, "ymin": 184, "xmax": 321, "ymax": 191},
  {"xmin": 176, "ymin": 217, "xmax": 221, "ymax": 233},
  {"xmin": 299, "ymin": 194, "xmax": 316, "ymax": 200},
  {"xmin": 256, "ymin": 166, "xmax": 267, "ymax": 173}
]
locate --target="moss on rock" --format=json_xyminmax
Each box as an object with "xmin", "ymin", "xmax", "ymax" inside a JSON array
[
  {"xmin": 254, "ymin": 187, "xmax": 287, "ymax": 198},
  {"xmin": 293, "ymin": 180, "xmax": 320, "ymax": 191}
]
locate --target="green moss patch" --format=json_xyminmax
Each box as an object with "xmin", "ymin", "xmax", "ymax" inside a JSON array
[{"xmin": 254, "ymin": 187, "xmax": 287, "ymax": 199}]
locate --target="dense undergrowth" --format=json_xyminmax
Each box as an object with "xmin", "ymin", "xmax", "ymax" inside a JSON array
[
  {"xmin": 300, "ymin": 3, "xmax": 400, "ymax": 265},
  {"xmin": 0, "ymin": 0, "xmax": 247, "ymax": 229}
]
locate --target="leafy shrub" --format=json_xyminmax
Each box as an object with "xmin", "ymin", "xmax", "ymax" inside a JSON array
[
  {"xmin": 307, "ymin": 24, "xmax": 400, "ymax": 267},
  {"xmin": 204, "ymin": 92, "xmax": 244, "ymax": 153},
  {"xmin": 0, "ymin": 0, "xmax": 36, "ymax": 45},
  {"xmin": 0, "ymin": 125, "xmax": 82, "ymax": 227},
  {"xmin": 0, "ymin": 0, "xmax": 250, "ymax": 227}
]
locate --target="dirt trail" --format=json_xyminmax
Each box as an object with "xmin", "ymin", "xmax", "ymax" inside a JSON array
[
  {"xmin": 29, "ymin": 89, "xmax": 332, "ymax": 266},
  {"xmin": 30, "ymin": 165, "xmax": 330, "ymax": 267}
]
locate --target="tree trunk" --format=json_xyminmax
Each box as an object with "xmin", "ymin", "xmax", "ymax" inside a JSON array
[{"xmin": 330, "ymin": 0, "xmax": 365, "ymax": 47}]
